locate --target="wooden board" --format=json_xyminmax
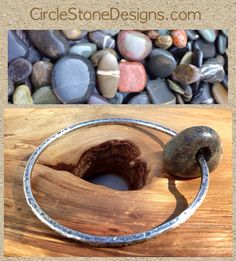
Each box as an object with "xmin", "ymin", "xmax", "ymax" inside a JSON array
[{"xmin": 4, "ymin": 107, "xmax": 232, "ymax": 257}]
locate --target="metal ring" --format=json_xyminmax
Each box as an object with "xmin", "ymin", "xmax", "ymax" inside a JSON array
[{"xmin": 23, "ymin": 118, "xmax": 209, "ymax": 247}]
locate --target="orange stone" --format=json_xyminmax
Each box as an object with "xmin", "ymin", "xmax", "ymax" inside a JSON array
[
  {"xmin": 171, "ymin": 30, "xmax": 187, "ymax": 48},
  {"xmin": 118, "ymin": 60, "xmax": 147, "ymax": 93}
]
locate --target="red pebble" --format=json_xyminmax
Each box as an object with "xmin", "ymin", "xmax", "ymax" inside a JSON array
[
  {"xmin": 118, "ymin": 60, "xmax": 147, "ymax": 93},
  {"xmin": 171, "ymin": 30, "xmax": 187, "ymax": 48}
]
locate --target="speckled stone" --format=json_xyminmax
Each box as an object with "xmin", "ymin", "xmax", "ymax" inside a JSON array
[
  {"xmin": 27, "ymin": 30, "xmax": 69, "ymax": 59},
  {"xmin": 118, "ymin": 60, "xmax": 146, "ymax": 93},
  {"xmin": 31, "ymin": 61, "xmax": 53, "ymax": 89},
  {"xmin": 8, "ymin": 31, "xmax": 29, "ymax": 63},
  {"xmin": 217, "ymin": 33, "xmax": 227, "ymax": 55},
  {"xmin": 146, "ymin": 78, "xmax": 176, "ymax": 104},
  {"xmin": 172, "ymin": 64, "xmax": 201, "ymax": 85},
  {"xmin": 147, "ymin": 49, "xmax": 176, "ymax": 78},
  {"xmin": 13, "ymin": 85, "xmax": 33, "ymax": 104},
  {"xmin": 200, "ymin": 58, "xmax": 225, "ymax": 83},
  {"xmin": 198, "ymin": 30, "xmax": 217, "ymax": 43},
  {"xmin": 8, "ymin": 76, "xmax": 14, "ymax": 96},
  {"xmin": 163, "ymin": 126, "xmax": 222, "ymax": 178},
  {"xmin": 8, "ymin": 58, "xmax": 32, "ymax": 84},
  {"xmin": 194, "ymin": 39, "xmax": 216, "ymax": 58},
  {"xmin": 117, "ymin": 30, "xmax": 152, "ymax": 61},
  {"xmin": 171, "ymin": 30, "xmax": 187, "ymax": 48},
  {"xmin": 90, "ymin": 49, "xmax": 117, "ymax": 66},
  {"xmin": 32, "ymin": 86, "xmax": 61, "ymax": 104},
  {"xmin": 154, "ymin": 35, "xmax": 173, "ymax": 49},
  {"xmin": 145, "ymin": 30, "xmax": 160, "ymax": 40},
  {"xmin": 52, "ymin": 55, "xmax": 95, "ymax": 103},
  {"xmin": 89, "ymin": 31, "xmax": 115, "ymax": 49},
  {"xmin": 128, "ymin": 92, "xmax": 151, "ymax": 104},
  {"xmin": 212, "ymin": 82, "xmax": 228, "ymax": 104},
  {"xmin": 190, "ymin": 82, "xmax": 214, "ymax": 104},
  {"xmin": 97, "ymin": 53, "xmax": 120, "ymax": 98},
  {"xmin": 69, "ymin": 43, "xmax": 97, "ymax": 58}
]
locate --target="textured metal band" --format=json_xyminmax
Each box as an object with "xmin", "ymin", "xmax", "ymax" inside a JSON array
[{"xmin": 23, "ymin": 118, "xmax": 209, "ymax": 247}]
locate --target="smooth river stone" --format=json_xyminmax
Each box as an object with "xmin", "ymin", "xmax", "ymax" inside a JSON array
[
  {"xmin": 128, "ymin": 92, "xmax": 151, "ymax": 104},
  {"xmin": 154, "ymin": 35, "xmax": 173, "ymax": 49},
  {"xmin": 163, "ymin": 126, "xmax": 222, "ymax": 178},
  {"xmin": 89, "ymin": 31, "xmax": 115, "ymax": 49},
  {"xmin": 13, "ymin": 85, "xmax": 33, "ymax": 104},
  {"xmin": 62, "ymin": 30, "xmax": 85, "ymax": 40},
  {"xmin": 117, "ymin": 30, "xmax": 152, "ymax": 61},
  {"xmin": 27, "ymin": 30, "xmax": 69, "ymax": 59},
  {"xmin": 88, "ymin": 93, "xmax": 111, "ymax": 104},
  {"xmin": 90, "ymin": 49, "xmax": 117, "ymax": 66},
  {"xmin": 52, "ymin": 55, "xmax": 95, "ymax": 104},
  {"xmin": 179, "ymin": 51, "xmax": 193, "ymax": 65},
  {"xmin": 147, "ymin": 49, "xmax": 176, "ymax": 78},
  {"xmin": 31, "ymin": 61, "xmax": 53, "ymax": 89},
  {"xmin": 172, "ymin": 64, "xmax": 201, "ymax": 85},
  {"xmin": 187, "ymin": 30, "xmax": 200, "ymax": 40},
  {"xmin": 110, "ymin": 92, "xmax": 124, "ymax": 104},
  {"xmin": 101, "ymin": 30, "xmax": 120, "ymax": 36},
  {"xmin": 194, "ymin": 39, "xmax": 216, "ymax": 58},
  {"xmin": 171, "ymin": 30, "xmax": 187, "ymax": 48},
  {"xmin": 198, "ymin": 30, "xmax": 217, "ymax": 43},
  {"xmin": 167, "ymin": 79, "xmax": 184, "ymax": 95},
  {"xmin": 200, "ymin": 58, "xmax": 225, "ymax": 83},
  {"xmin": 69, "ymin": 43, "xmax": 97, "ymax": 58},
  {"xmin": 118, "ymin": 61, "xmax": 146, "ymax": 93},
  {"xmin": 97, "ymin": 53, "xmax": 120, "ymax": 98},
  {"xmin": 32, "ymin": 86, "xmax": 61, "ymax": 104},
  {"xmin": 8, "ymin": 31, "xmax": 29, "ymax": 63},
  {"xmin": 212, "ymin": 82, "xmax": 228, "ymax": 104},
  {"xmin": 8, "ymin": 76, "xmax": 14, "ymax": 96},
  {"xmin": 146, "ymin": 30, "xmax": 160, "ymax": 40},
  {"xmin": 146, "ymin": 78, "xmax": 176, "ymax": 104},
  {"xmin": 8, "ymin": 58, "xmax": 32, "ymax": 84},
  {"xmin": 217, "ymin": 33, "xmax": 227, "ymax": 54},
  {"xmin": 193, "ymin": 48, "xmax": 203, "ymax": 68},
  {"xmin": 190, "ymin": 82, "xmax": 214, "ymax": 104}
]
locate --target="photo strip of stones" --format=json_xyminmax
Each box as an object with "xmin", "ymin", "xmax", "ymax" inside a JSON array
[{"xmin": 2, "ymin": 0, "xmax": 235, "ymax": 258}]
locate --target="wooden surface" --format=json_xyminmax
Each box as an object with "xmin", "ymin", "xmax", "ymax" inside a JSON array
[{"xmin": 4, "ymin": 108, "xmax": 232, "ymax": 257}]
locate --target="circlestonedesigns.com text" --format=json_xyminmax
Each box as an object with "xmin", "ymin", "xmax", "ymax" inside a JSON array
[{"xmin": 30, "ymin": 7, "xmax": 202, "ymax": 23}]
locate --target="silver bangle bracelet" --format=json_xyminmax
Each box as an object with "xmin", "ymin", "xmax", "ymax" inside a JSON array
[{"xmin": 23, "ymin": 118, "xmax": 209, "ymax": 247}]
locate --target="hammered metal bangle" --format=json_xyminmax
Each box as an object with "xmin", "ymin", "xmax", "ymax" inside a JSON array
[{"xmin": 23, "ymin": 118, "xmax": 210, "ymax": 247}]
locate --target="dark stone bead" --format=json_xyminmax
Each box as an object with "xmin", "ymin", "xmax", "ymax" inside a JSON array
[
  {"xmin": 200, "ymin": 58, "xmax": 225, "ymax": 83},
  {"xmin": 8, "ymin": 31, "xmax": 29, "ymax": 63},
  {"xmin": 163, "ymin": 126, "xmax": 222, "ymax": 178}
]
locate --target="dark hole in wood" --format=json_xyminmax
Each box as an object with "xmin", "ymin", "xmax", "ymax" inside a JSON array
[{"xmin": 73, "ymin": 140, "xmax": 149, "ymax": 191}]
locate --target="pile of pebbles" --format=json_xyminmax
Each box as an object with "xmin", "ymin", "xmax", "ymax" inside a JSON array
[{"xmin": 8, "ymin": 29, "xmax": 228, "ymax": 104}]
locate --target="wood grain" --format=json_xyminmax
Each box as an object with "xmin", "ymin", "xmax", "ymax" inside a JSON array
[{"xmin": 4, "ymin": 107, "xmax": 232, "ymax": 257}]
